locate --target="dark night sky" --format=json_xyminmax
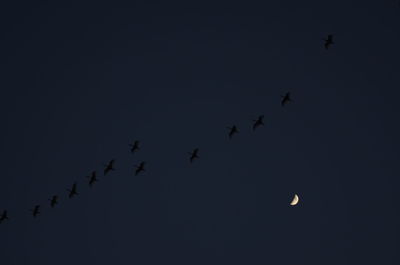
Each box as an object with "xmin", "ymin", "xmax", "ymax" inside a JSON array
[{"xmin": 1, "ymin": 0, "xmax": 400, "ymax": 264}]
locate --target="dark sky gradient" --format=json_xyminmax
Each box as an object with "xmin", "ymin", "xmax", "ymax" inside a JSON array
[{"xmin": 1, "ymin": 1, "xmax": 400, "ymax": 264}]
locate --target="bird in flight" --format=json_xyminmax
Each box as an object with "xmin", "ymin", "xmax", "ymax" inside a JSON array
[
  {"xmin": 227, "ymin": 125, "xmax": 239, "ymax": 139},
  {"xmin": 129, "ymin": 140, "xmax": 140, "ymax": 154},
  {"xmin": 31, "ymin": 205, "xmax": 40, "ymax": 218},
  {"xmin": 135, "ymin": 162, "xmax": 146, "ymax": 176},
  {"xmin": 87, "ymin": 171, "xmax": 98, "ymax": 187},
  {"xmin": 281, "ymin": 92, "xmax": 291, "ymax": 107},
  {"xmin": 104, "ymin": 159, "xmax": 115, "ymax": 175},
  {"xmin": 49, "ymin": 195, "xmax": 58, "ymax": 208},
  {"xmin": 189, "ymin": 148, "xmax": 199, "ymax": 163},
  {"xmin": 0, "ymin": 210, "xmax": 9, "ymax": 223},
  {"xmin": 252, "ymin": 115, "xmax": 264, "ymax": 131},
  {"xmin": 323, "ymin": 34, "xmax": 334, "ymax": 50},
  {"xmin": 67, "ymin": 183, "xmax": 78, "ymax": 198}
]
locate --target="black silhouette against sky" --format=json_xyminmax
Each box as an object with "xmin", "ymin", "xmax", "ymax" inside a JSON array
[{"xmin": 1, "ymin": 1, "xmax": 400, "ymax": 264}]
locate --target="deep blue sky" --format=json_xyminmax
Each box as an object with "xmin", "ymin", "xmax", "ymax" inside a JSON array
[{"xmin": 1, "ymin": 0, "xmax": 400, "ymax": 264}]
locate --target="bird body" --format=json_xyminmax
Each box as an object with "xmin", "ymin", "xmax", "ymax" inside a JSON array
[
  {"xmin": 252, "ymin": 115, "xmax": 264, "ymax": 131},
  {"xmin": 49, "ymin": 195, "xmax": 58, "ymax": 208},
  {"xmin": 227, "ymin": 125, "xmax": 239, "ymax": 139},
  {"xmin": 104, "ymin": 159, "xmax": 115, "ymax": 175},
  {"xmin": 67, "ymin": 183, "xmax": 78, "ymax": 198},
  {"xmin": 87, "ymin": 171, "xmax": 98, "ymax": 187},
  {"xmin": 135, "ymin": 162, "xmax": 146, "ymax": 176},
  {"xmin": 324, "ymin": 34, "xmax": 334, "ymax": 49},
  {"xmin": 189, "ymin": 148, "xmax": 199, "ymax": 163},
  {"xmin": 281, "ymin": 92, "xmax": 291, "ymax": 106},
  {"xmin": 129, "ymin": 140, "xmax": 140, "ymax": 154},
  {"xmin": 31, "ymin": 205, "xmax": 40, "ymax": 218},
  {"xmin": 0, "ymin": 210, "xmax": 9, "ymax": 223}
]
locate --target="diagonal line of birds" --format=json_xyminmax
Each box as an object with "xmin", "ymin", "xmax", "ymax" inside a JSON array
[{"xmin": 0, "ymin": 35, "xmax": 335, "ymax": 225}]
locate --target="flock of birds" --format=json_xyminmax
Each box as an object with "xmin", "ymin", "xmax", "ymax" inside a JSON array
[{"xmin": 0, "ymin": 35, "xmax": 335, "ymax": 225}]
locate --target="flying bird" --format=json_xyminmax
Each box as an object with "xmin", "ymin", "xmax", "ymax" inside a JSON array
[
  {"xmin": 252, "ymin": 115, "xmax": 264, "ymax": 131},
  {"xmin": 104, "ymin": 159, "xmax": 115, "ymax": 175},
  {"xmin": 323, "ymin": 34, "xmax": 334, "ymax": 50},
  {"xmin": 281, "ymin": 92, "xmax": 291, "ymax": 107},
  {"xmin": 49, "ymin": 195, "xmax": 58, "ymax": 208},
  {"xmin": 0, "ymin": 210, "xmax": 9, "ymax": 223},
  {"xmin": 87, "ymin": 171, "xmax": 98, "ymax": 187},
  {"xmin": 31, "ymin": 205, "xmax": 40, "ymax": 218},
  {"xmin": 135, "ymin": 162, "xmax": 146, "ymax": 176},
  {"xmin": 129, "ymin": 140, "xmax": 140, "ymax": 154},
  {"xmin": 67, "ymin": 183, "xmax": 78, "ymax": 198},
  {"xmin": 189, "ymin": 148, "xmax": 199, "ymax": 163},
  {"xmin": 227, "ymin": 125, "xmax": 239, "ymax": 139}
]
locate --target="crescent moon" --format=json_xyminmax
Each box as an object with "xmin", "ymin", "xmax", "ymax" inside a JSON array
[{"xmin": 290, "ymin": 194, "xmax": 299, "ymax": 206}]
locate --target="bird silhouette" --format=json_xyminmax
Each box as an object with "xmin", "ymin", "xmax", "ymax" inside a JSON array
[
  {"xmin": 323, "ymin": 34, "xmax": 334, "ymax": 49},
  {"xmin": 104, "ymin": 159, "xmax": 115, "ymax": 175},
  {"xmin": 0, "ymin": 210, "xmax": 9, "ymax": 223},
  {"xmin": 252, "ymin": 115, "xmax": 264, "ymax": 131},
  {"xmin": 67, "ymin": 183, "xmax": 78, "ymax": 198},
  {"xmin": 48, "ymin": 195, "xmax": 58, "ymax": 208},
  {"xmin": 31, "ymin": 205, "xmax": 40, "ymax": 218},
  {"xmin": 135, "ymin": 162, "xmax": 146, "ymax": 176},
  {"xmin": 281, "ymin": 92, "xmax": 291, "ymax": 107},
  {"xmin": 189, "ymin": 148, "xmax": 199, "ymax": 163},
  {"xmin": 227, "ymin": 125, "xmax": 239, "ymax": 139},
  {"xmin": 129, "ymin": 140, "xmax": 140, "ymax": 154},
  {"xmin": 86, "ymin": 171, "xmax": 98, "ymax": 187}
]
